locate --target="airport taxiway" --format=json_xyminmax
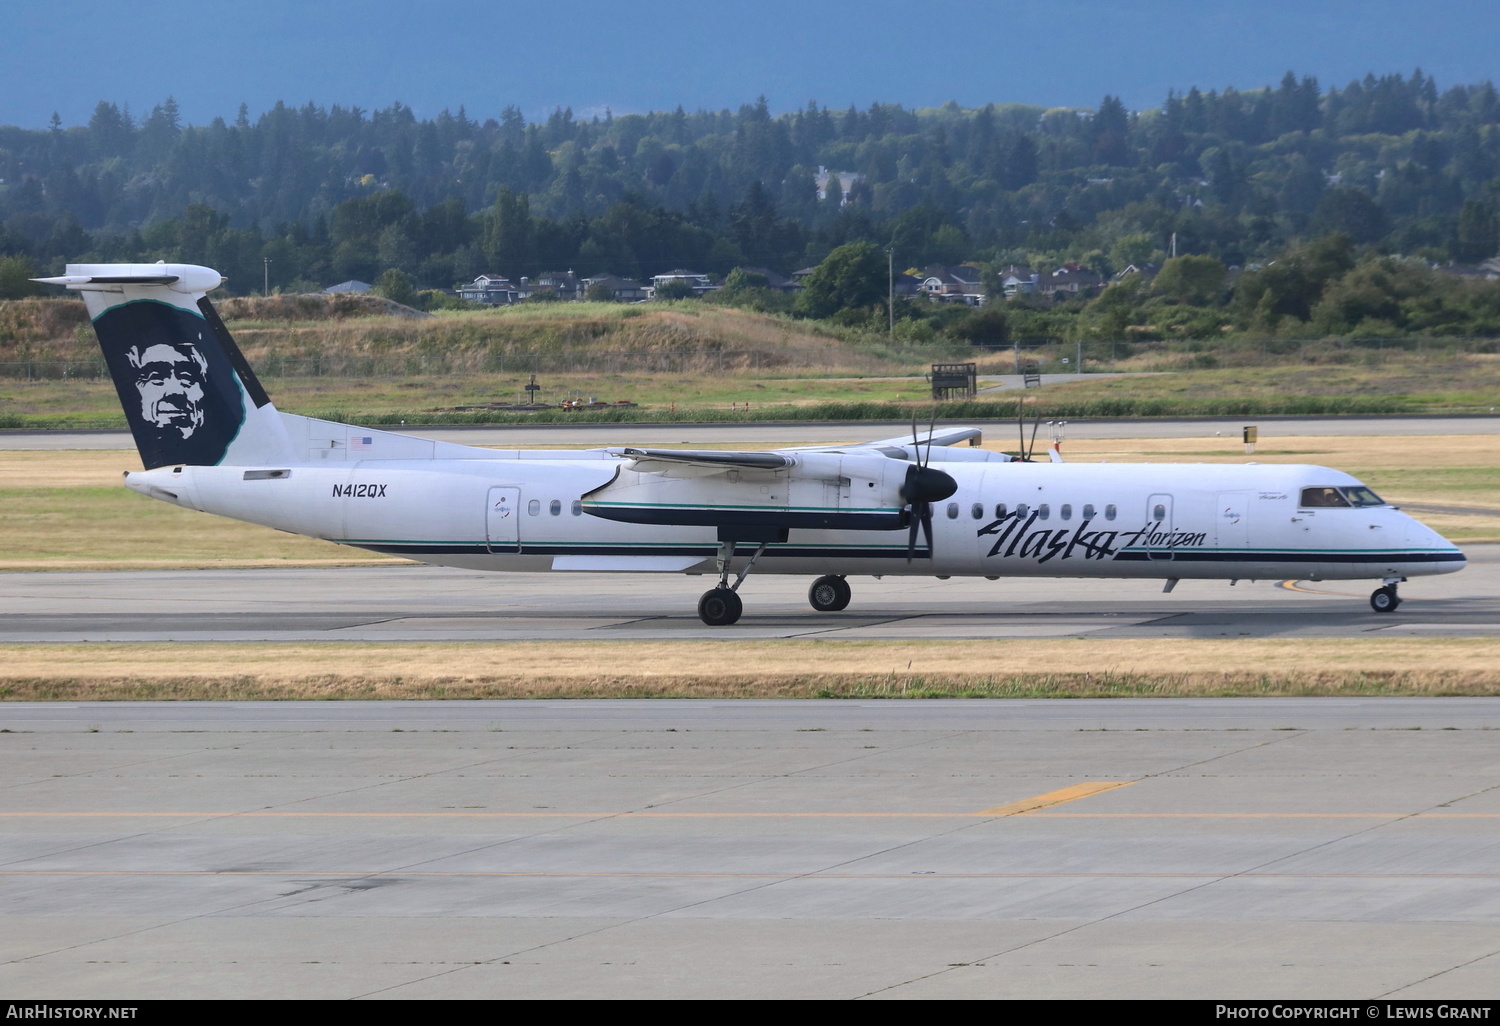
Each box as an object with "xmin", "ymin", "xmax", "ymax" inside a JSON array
[
  {"xmin": 0, "ymin": 545, "xmax": 1493, "ymax": 641},
  {"xmin": 3, "ymin": 698, "xmax": 1499, "ymax": 999}
]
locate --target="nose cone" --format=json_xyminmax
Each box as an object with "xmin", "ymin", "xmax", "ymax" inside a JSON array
[{"xmin": 1403, "ymin": 513, "xmax": 1467, "ymax": 574}]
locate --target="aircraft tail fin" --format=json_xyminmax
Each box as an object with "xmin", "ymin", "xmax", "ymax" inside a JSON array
[{"xmin": 36, "ymin": 263, "xmax": 295, "ymax": 469}]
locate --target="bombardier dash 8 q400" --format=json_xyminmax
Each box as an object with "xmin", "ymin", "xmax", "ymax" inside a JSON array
[{"xmin": 38, "ymin": 262, "xmax": 1466, "ymax": 625}]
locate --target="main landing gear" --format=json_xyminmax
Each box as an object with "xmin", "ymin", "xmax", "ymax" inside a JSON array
[
  {"xmin": 1370, "ymin": 578, "xmax": 1403, "ymax": 613},
  {"xmin": 694, "ymin": 539, "xmax": 857, "ymax": 626},
  {"xmin": 696, "ymin": 538, "xmax": 770, "ymax": 626},
  {"xmin": 808, "ymin": 575, "xmax": 851, "ymax": 612}
]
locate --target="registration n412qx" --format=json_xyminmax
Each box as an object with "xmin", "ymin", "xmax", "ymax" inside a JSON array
[{"xmin": 39, "ymin": 262, "xmax": 1466, "ymax": 625}]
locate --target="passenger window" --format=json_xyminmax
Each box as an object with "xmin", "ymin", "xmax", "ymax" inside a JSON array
[
  {"xmin": 571, "ymin": 500, "xmax": 583, "ymax": 516},
  {"xmin": 1301, "ymin": 487, "xmax": 1351, "ymax": 508},
  {"xmin": 1105, "ymin": 504, "xmax": 1117, "ymax": 521},
  {"xmin": 946, "ymin": 502, "xmax": 959, "ymax": 519},
  {"xmin": 1038, "ymin": 504, "xmax": 1050, "ymax": 520},
  {"xmin": 1153, "ymin": 503, "xmax": 1166, "ymax": 521},
  {"xmin": 549, "ymin": 499, "xmax": 562, "ymax": 516},
  {"xmin": 1083, "ymin": 504, "xmax": 1096, "ymax": 519},
  {"xmin": 1016, "ymin": 503, "xmax": 1029, "ymax": 517},
  {"xmin": 994, "ymin": 503, "xmax": 1007, "ymax": 518},
  {"xmin": 971, "ymin": 502, "xmax": 984, "ymax": 520},
  {"xmin": 1060, "ymin": 504, "xmax": 1072, "ymax": 521},
  {"xmin": 527, "ymin": 499, "xmax": 540, "ymax": 516}
]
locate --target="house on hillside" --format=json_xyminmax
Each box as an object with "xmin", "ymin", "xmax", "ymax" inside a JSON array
[
  {"xmin": 815, "ymin": 166, "xmax": 866, "ymax": 205},
  {"xmin": 457, "ymin": 274, "xmax": 519, "ymax": 305},
  {"xmin": 324, "ymin": 280, "xmax": 372, "ymax": 294},
  {"xmin": 733, "ymin": 267, "xmax": 802, "ymax": 293},
  {"xmin": 515, "ymin": 271, "xmax": 579, "ymax": 301},
  {"xmin": 919, "ymin": 265, "xmax": 986, "ymax": 305},
  {"xmin": 1437, "ymin": 257, "xmax": 1500, "ymax": 281},
  {"xmin": 649, "ymin": 270, "xmax": 716, "ymax": 298},
  {"xmin": 893, "ymin": 272, "xmax": 925, "ymax": 298},
  {"xmin": 579, "ymin": 273, "xmax": 649, "ymax": 302},
  {"xmin": 1111, "ymin": 262, "xmax": 1161, "ymax": 283},
  {"xmin": 996, "ymin": 264, "xmax": 1040, "ymax": 298},
  {"xmin": 1041, "ymin": 264, "xmax": 1105, "ymax": 298}
]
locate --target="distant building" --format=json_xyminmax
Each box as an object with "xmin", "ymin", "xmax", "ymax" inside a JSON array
[
  {"xmin": 457, "ymin": 274, "xmax": 518, "ymax": 305},
  {"xmin": 1437, "ymin": 257, "xmax": 1500, "ymax": 281},
  {"xmin": 1111, "ymin": 262, "xmax": 1161, "ymax": 283},
  {"xmin": 579, "ymin": 273, "xmax": 649, "ymax": 302},
  {"xmin": 649, "ymin": 270, "xmax": 716, "ymax": 298},
  {"xmin": 892, "ymin": 272, "xmax": 925, "ymax": 298},
  {"xmin": 1041, "ymin": 263, "xmax": 1105, "ymax": 298},
  {"xmin": 997, "ymin": 265, "xmax": 1040, "ymax": 298},
  {"xmin": 919, "ymin": 265, "xmax": 986, "ymax": 305},
  {"xmin": 516, "ymin": 270, "xmax": 579, "ymax": 301},
  {"xmin": 732, "ymin": 267, "xmax": 802, "ymax": 293},
  {"xmin": 815, "ymin": 166, "xmax": 867, "ymax": 205},
  {"xmin": 324, "ymin": 280, "xmax": 372, "ymax": 294}
]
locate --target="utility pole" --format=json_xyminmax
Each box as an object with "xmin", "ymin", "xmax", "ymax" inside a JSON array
[
  {"xmin": 263, "ymin": 257, "xmax": 272, "ymax": 297},
  {"xmin": 887, "ymin": 246, "xmax": 895, "ymax": 339}
]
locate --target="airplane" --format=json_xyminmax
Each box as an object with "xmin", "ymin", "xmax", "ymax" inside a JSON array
[{"xmin": 35, "ymin": 262, "xmax": 1466, "ymax": 625}]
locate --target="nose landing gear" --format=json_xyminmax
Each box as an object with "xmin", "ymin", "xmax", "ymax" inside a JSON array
[{"xmin": 1370, "ymin": 581, "xmax": 1402, "ymax": 613}]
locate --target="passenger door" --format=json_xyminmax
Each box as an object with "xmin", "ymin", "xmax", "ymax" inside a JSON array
[
  {"xmin": 1215, "ymin": 491, "xmax": 1251, "ymax": 551},
  {"xmin": 1146, "ymin": 492, "xmax": 1174, "ymax": 561},
  {"xmin": 485, "ymin": 486, "xmax": 521, "ymax": 553}
]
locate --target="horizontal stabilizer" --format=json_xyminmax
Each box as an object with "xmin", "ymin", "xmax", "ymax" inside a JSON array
[
  {"xmin": 32, "ymin": 264, "xmax": 225, "ymax": 294},
  {"xmin": 34, "ymin": 274, "xmax": 180, "ymax": 286}
]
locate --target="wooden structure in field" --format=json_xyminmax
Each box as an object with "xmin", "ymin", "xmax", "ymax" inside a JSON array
[{"xmin": 930, "ymin": 362, "xmax": 977, "ymax": 400}]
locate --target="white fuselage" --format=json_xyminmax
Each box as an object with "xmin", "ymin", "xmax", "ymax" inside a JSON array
[{"xmin": 125, "ymin": 452, "xmax": 1466, "ymax": 584}]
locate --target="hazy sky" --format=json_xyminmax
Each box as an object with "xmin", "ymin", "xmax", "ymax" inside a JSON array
[{"xmin": 3, "ymin": 0, "xmax": 1497, "ymax": 129}]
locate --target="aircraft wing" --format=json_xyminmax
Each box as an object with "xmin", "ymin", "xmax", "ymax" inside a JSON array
[
  {"xmin": 605, "ymin": 425, "xmax": 1004, "ymax": 482},
  {"xmin": 614, "ymin": 447, "xmax": 795, "ymax": 471},
  {"xmin": 789, "ymin": 426, "xmax": 984, "ymax": 457}
]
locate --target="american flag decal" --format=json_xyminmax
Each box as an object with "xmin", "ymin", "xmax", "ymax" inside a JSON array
[{"xmin": 350, "ymin": 435, "xmax": 374, "ymax": 451}]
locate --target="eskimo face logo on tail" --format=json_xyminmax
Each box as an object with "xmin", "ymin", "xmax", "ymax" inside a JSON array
[
  {"xmin": 93, "ymin": 301, "xmax": 247, "ymax": 468},
  {"xmin": 127, "ymin": 342, "xmax": 207, "ymax": 438}
]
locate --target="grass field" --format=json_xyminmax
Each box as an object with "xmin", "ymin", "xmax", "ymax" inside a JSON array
[
  {"xmin": 1043, "ymin": 352, "xmax": 1500, "ymax": 411},
  {"xmin": 1, "ymin": 637, "xmax": 1498, "ymax": 701}
]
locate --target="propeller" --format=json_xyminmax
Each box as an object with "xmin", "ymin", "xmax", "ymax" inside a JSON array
[
  {"xmin": 1014, "ymin": 396, "xmax": 1043, "ymax": 461},
  {"xmin": 901, "ymin": 411, "xmax": 958, "ymax": 562}
]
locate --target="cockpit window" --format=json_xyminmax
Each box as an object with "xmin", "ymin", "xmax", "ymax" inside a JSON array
[
  {"xmin": 1341, "ymin": 486, "xmax": 1387, "ymax": 508},
  {"xmin": 1300, "ymin": 486, "xmax": 1351, "ymax": 508}
]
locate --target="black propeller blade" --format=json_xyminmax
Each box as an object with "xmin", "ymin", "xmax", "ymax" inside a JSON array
[{"xmin": 901, "ymin": 414, "xmax": 957, "ymax": 562}]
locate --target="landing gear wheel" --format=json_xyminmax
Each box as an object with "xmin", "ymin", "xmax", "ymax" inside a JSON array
[
  {"xmin": 1370, "ymin": 585, "xmax": 1401, "ymax": 613},
  {"xmin": 698, "ymin": 587, "xmax": 743, "ymax": 626},
  {"xmin": 808, "ymin": 575, "xmax": 851, "ymax": 612}
]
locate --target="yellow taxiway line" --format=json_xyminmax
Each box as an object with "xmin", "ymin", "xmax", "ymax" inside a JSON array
[{"xmin": 975, "ymin": 781, "xmax": 1133, "ymax": 816}]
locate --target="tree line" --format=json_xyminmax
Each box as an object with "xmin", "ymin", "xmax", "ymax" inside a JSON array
[{"xmin": 3, "ymin": 70, "xmax": 1500, "ymax": 330}]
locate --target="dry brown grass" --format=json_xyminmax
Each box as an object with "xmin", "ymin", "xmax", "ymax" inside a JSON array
[
  {"xmin": 0, "ymin": 449, "xmax": 396, "ymax": 570},
  {"xmin": 2, "ymin": 638, "xmax": 1497, "ymax": 700}
]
